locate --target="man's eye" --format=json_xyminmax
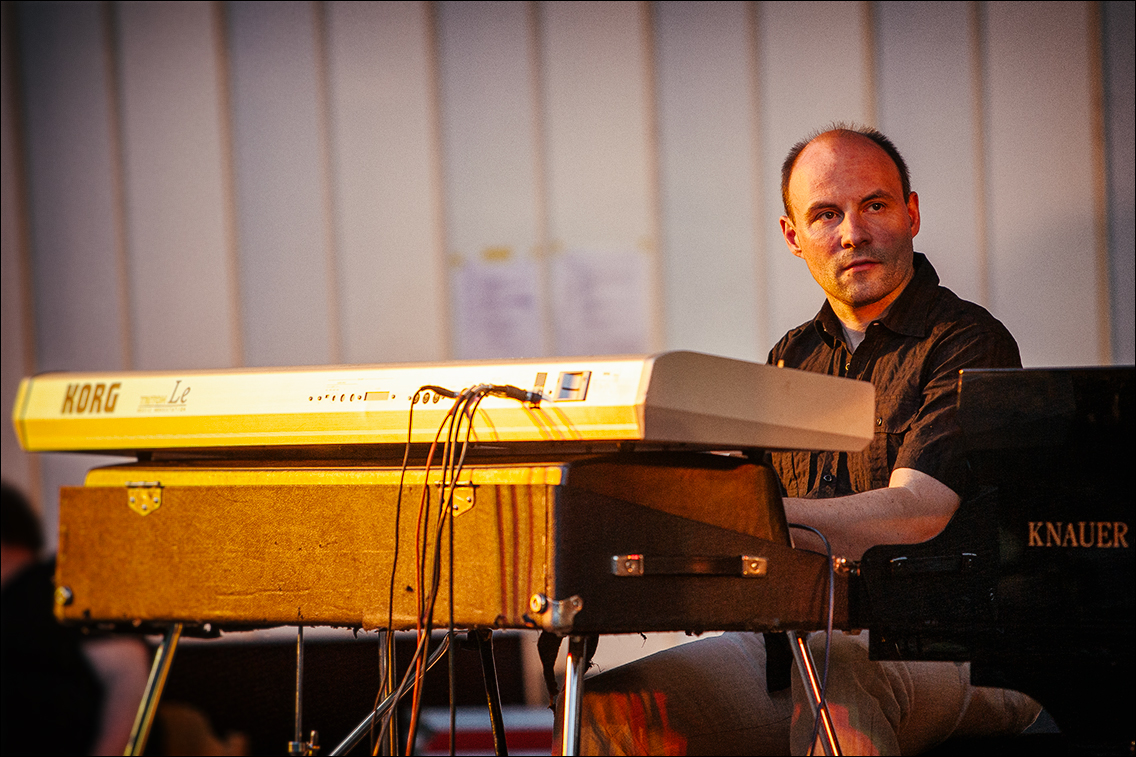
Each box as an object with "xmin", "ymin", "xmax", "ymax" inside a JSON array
[
  {"xmin": 817, "ymin": 211, "xmax": 838, "ymax": 221},
  {"xmin": 868, "ymin": 202, "xmax": 884, "ymax": 211}
]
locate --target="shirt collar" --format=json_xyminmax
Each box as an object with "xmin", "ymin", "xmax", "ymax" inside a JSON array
[{"xmin": 811, "ymin": 252, "xmax": 939, "ymax": 347}]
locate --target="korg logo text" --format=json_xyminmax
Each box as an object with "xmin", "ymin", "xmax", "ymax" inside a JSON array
[{"xmin": 61, "ymin": 383, "xmax": 121, "ymax": 414}]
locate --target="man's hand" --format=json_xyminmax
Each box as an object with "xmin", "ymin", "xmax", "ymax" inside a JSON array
[{"xmin": 782, "ymin": 467, "xmax": 959, "ymax": 560}]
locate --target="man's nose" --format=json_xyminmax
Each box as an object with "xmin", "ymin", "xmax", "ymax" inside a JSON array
[{"xmin": 840, "ymin": 212, "xmax": 871, "ymax": 248}]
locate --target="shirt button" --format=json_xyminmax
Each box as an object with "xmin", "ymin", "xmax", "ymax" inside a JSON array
[
  {"xmin": 877, "ymin": 417, "xmax": 883, "ymax": 426},
  {"xmin": 844, "ymin": 362, "xmax": 851, "ymax": 371},
  {"xmin": 822, "ymin": 473, "xmax": 834, "ymax": 483}
]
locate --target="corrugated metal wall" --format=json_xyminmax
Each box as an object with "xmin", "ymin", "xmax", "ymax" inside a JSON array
[{"xmin": 3, "ymin": 1, "xmax": 1134, "ymax": 541}]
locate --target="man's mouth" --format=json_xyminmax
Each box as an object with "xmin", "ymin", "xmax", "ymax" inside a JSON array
[{"xmin": 842, "ymin": 258, "xmax": 879, "ymax": 274}]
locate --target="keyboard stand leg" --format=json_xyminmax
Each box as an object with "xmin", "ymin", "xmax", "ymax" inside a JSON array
[
  {"xmin": 473, "ymin": 629, "xmax": 509, "ymax": 756},
  {"xmin": 125, "ymin": 622, "xmax": 183, "ymax": 756},
  {"xmin": 288, "ymin": 626, "xmax": 315, "ymax": 755},
  {"xmin": 789, "ymin": 631, "xmax": 842, "ymax": 756},
  {"xmin": 560, "ymin": 635, "xmax": 588, "ymax": 757}
]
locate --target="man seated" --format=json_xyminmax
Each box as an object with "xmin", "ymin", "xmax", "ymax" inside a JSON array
[{"xmin": 565, "ymin": 125, "xmax": 1041, "ymax": 755}]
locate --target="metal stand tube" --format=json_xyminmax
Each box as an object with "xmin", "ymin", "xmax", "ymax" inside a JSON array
[
  {"xmin": 329, "ymin": 686, "xmax": 399, "ymax": 756},
  {"xmin": 560, "ymin": 635, "xmax": 588, "ymax": 757},
  {"xmin": 125, "ymin": 623, "xmax": 183, "ymax": 756},
  {"xmin": 789, "ymin": 631, "xmax": 842, "ymax": 757},
  {"xmin": 329, "ymin": 634, "xmax": 451, "ymax": 756},
  {"xmin": 288, "ymin": 626, "xmax": 306, "ymax": 755}
]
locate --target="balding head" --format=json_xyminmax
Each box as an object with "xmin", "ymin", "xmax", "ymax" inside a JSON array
[
  {"xmin": 781, "ymin": 124, "xmax": 911, "ymax": 222},
  {"xmin": 777, "ymin": 125, "xmax": 921, "ymax": 328}
]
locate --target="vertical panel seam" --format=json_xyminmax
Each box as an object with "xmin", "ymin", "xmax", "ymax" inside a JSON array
[
  {"xmin": 2, "ymin": 1, "xmax": 44, "ymax": 509},
  {"xmin": 313, "ymin": 0, "xmax": 341, "ymax": 365},
  {"xmin": 641, "ymin": 0, "xmax": 665, "ymax": 353},
  {"xmin": 528, "ymin": 0, "xmax": 553, "ymax": 357},
  {"xmin": 425, "ymin": 1, "xmax": 452, "ymax": 360},
  {"xmin": 3, "ymin": 3, "xmax": 39, "ymax": 386},
  {"xmin": 213, "ymin": 0, "xmax": 244, "ymax": 368},
  {"xmin": 1087, "ymin": 0, "xmax": 1112, "ymax": 364},
  {"xmin": 863, "ymin": 0, "xmax": 879, "ymax": 126},
  {"xmin": 970, "ymin": 0, "xmax": 991, "ymax": 309},
  {"xmin": 535, "ymin": 1, "xmax": 559, "ymax": 253},
  {"xmin": 103, "ymin": 1, "xmax": 134, "ymax": 371},
  {"xmin": 747, "ymin": 0, "xmax": 768, "ymax": 355}
]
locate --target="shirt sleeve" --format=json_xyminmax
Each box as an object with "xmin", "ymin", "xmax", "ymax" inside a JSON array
[{"xmin": 892, "ymin": 319, "xmax": 1021, "ymax": 495}]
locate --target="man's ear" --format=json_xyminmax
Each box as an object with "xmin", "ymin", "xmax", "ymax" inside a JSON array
[
  {"xmin": 906, "ymin": 191, "xmax": 921, "ymax": 238},
  {"xmin": 780, "ymin": 215, "xmax": 803, "ymax": 258}
]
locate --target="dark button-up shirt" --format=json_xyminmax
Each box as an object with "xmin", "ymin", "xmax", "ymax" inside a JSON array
[{"xmin": 768, "ymin": 253, "xmax": 1021, "ymax": 499}]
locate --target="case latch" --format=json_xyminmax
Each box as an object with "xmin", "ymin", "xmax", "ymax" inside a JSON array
[{"xmin": 126, "ymin": 481, "xmax": 163, "ymax": 516}]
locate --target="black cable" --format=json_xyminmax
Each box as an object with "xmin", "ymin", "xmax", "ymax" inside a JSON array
[
  {"xmin": 338, "ymin": 634, "xmax": 451, "ymax": 756},
  {"xmin": 426, "ymin": 386, "xmax": 508, "ymax": 756},
  {"xmin": 375, "ymin": 631, "xmax": 452, "ymax": 754},
  {"xmin": 419, "ymin": 386, "xmax": 486, "ymax": 757},
  {"xmin": 375, "ymin": 389, "xmax": 423, "ymax": 756},
  {"xmin": 787, "ymin": 522, "xmax": 836, "ymax": 757},
  {"xmin": 416, "ymin": 391, "xmax": 465, "ymax": 624},
  {"xmin": 407, "ymin": 385, "xmax": 489, "ymax": 753},
  {"xmin": 376, "ymin": 387, "xmax": 434, "ymax": 756},
  {"xmin": 420, "ymin": 384, "xmax": 460, "ymax": 399},
  {"xmin": 378, "ymin": 386, "xmax": 464, "ymax": 755},
  {"xmin": 443, "ymin": 390, "xmax": 476, "ymax": 757},
  {"xmin": 405, "ymin": 396, "xmax": 464, "ymax": 753},
  {"xmin": 384, "ymin": 382, "xmax": 537, "ymax": 755},
  {"xmin": 444, "ymin": 389, "xmax": 490, "ymax": 757},
  {"xmin": 486, "ymin": 383, "xmax": 542, "ymax": 404},
  {"xmin": 445, "ymin": 393, "xmax": 470, "ymax": 757}
]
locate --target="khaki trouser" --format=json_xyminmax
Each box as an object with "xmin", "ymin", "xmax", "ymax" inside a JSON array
[{"xmin": 557, "ymin": 631, "xmax": 1040, "ymax": 755}]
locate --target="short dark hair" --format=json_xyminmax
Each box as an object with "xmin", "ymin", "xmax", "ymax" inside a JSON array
[
  {"xmin": 2, "ymin": 481, "xmax": 43, "ymax": 552},
  {"xmin": 780, "ymin": 122, "xmax": 912, "ymax": 220}
]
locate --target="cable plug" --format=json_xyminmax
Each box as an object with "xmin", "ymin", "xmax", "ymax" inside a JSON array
[
  {"xmin": 488, "ymin": 384, "xmax": 543, "ymax": 405},
  {"xmin": 417, "ymin": 385, "xmax": 459, "ymax": 401}
]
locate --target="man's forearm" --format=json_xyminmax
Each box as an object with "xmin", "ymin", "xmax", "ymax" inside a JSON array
[{"xmin": 782, "ymin": 467, "xmax": 960, "ymax": 560}]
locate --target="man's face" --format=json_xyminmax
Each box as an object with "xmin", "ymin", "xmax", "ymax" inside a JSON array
[{"xmin": 780, "ymin": 133, "xmax": 920, "ymax": 320}]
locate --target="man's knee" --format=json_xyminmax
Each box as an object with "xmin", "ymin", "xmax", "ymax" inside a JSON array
[
  {"xmin": 954, "ymin": 685, "xmax": 1042, "ymax": 739},
  {"xmin": 555, "ymin": 634, "xmax": 791, "ymax": 755}
]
